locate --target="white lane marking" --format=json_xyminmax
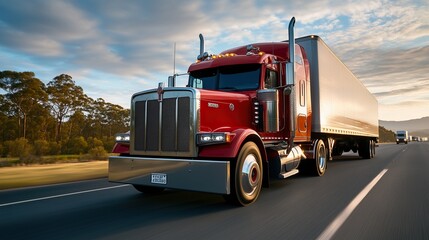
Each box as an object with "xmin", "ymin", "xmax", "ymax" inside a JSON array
[
  {"xmin": 0, "ymin": 184, "xmax": 129, "ymax": 207},
  {"xmin": 316, "ymin": 169, "xmax": 388, "ymax": 240}
]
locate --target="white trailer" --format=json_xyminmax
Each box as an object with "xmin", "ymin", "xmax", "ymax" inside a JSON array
[{"xmin": 296, "ymin": 36, "xmax": 379, "ymax": 138}]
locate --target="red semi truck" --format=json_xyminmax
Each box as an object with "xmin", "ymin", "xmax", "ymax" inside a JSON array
[{"xmin": 109, "ymin": 17, "xmax": 378, "ymax": 206}]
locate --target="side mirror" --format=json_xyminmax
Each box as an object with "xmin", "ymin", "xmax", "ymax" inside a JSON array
[{"xmin": 284, "ymin": 86, "xmax": 292, "ymax": 95}]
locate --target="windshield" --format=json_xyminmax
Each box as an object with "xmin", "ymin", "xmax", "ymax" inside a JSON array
[{"xmin": 189, "ymin": 64, "xmax": 261, "ymax": 91}]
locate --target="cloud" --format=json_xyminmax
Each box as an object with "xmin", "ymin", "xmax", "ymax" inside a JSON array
[
  {"xmin": 0, "ymin": 0, "xmax": 428, "ymax": 121},
  {"xmin": 379, "ymin": 100, "xmax": 429, "ymax": 121},
  {"xmin": 294, "ymin": 0, "xmax": 429, "ymax": 120},
  {"xmin": 343, "ymin": 45, "xmax": 429, "ymax": 107},
  {"xmin": 0, "ymin": 1, "xmax": 98, "ymax": 56}
]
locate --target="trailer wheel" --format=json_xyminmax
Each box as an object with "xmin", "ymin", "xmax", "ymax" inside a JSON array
[
  {"xmin": 225, "ymin": 142, "xmax": 263, "ymax": 206},
  {"xmin": 133, "ymin": 185, "xmax": 165, "ymax": 194},
  {"xmin": 371, "ymin": 140, "xmax": 375, "ymax": 158},
  {"xmin": 313, "ymin": 139, "xmax": 327, "ymax": 176},
  {"xmin": 359, "ymin": 139, "xmax": 373, "ymax": 159}
]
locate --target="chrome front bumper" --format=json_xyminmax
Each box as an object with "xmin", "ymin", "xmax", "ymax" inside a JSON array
[{"xmin": 109, "ymin": 156, "xmax": 230, "ymax": 194}]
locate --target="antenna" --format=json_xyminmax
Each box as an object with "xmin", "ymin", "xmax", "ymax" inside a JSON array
[
  {"xmin": 173, "ymin": 42, "xmax": 176, "ymax": 76},
  {"xmin": 168, "ymin": 42, "xmax": 177, "ymax": 87}
]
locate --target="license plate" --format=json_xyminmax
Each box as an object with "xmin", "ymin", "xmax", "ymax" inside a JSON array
[{"xmin": 151, "ymin": 173, "xmax": 167, "ymax": 185}]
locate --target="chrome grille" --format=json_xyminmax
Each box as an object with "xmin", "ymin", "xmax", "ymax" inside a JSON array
[{"xmin": 131, "ymin": 88, "xmax": 198, "ymax": 157}]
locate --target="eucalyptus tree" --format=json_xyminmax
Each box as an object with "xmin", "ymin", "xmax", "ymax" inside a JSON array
[
  {"xmin": 104, "ymin": 102, "xmax": 130, "ymax": 136},
  {"xmin": 47, "ymin": 74, "xmax": 86, "ymax": 142},
  {"xmin": 0, "ymin": 71, "xmax": 47, "ymax": 139}
]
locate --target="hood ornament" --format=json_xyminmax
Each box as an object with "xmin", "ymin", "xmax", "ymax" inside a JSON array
[{"xmin": 229, "ymin": 103, "xmax": 235, "ymax": 111}]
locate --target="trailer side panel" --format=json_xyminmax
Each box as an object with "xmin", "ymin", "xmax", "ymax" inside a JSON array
[{"xmin": 297, "ymin": 36, "xmax": 378, "ymax": 138}]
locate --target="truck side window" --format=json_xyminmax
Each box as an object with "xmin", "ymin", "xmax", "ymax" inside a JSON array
[
  {"xmin": 192, "ymin": 78, "xmax": 203, "ymax": 88},
  {"xmin": 265, "ymin": 69, "xmax": 278, "ymax": 89}
]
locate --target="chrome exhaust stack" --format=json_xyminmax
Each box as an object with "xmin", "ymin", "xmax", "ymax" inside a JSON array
[
  {"xmin": 197, "ymin": 34, "xmax": 208, "ymax": 60},
  {"xmin": 286, "ymin": 17, "xmax": 296, "ymax": 86},
  {"xmin": 276, "ymin": 17, "xmax": 304, "ymax": 178},
  {"xmin": 286, "ymin": 17, "xmax": 297, "ymax": 146}
]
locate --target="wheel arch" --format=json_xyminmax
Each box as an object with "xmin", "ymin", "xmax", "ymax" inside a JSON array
[
  {"xmin": 241, "ymin": 133, "xmax": 269, "ymax": 188},
  {"xmin": 198, "ymin": 129, "xmax": 266, "ymax": 160},
  {"xmin": 198, "ymin": 129, "xmax": 269, "ymax": 188}
]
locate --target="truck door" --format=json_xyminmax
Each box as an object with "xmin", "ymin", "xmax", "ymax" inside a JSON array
[{"xmin": 295, "ymin": 46, "xmax": 310, "ymax": 141}]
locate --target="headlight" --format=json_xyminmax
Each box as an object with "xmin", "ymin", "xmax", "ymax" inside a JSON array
[
  {"xmin": 115, "ymin": 133, "xmax": 130, "ymax": 144},
  {"xmin": 197, "ymin": 132, "xmax": 233, "ymax": 146}
]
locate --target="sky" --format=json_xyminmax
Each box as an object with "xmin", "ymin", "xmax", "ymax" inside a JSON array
[{"xmin": 0, "ymin": 0, "xmax": 428, "ymax": 121}]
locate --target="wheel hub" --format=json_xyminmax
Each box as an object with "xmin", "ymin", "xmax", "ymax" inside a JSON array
[{"xmin": 241, "ymin": 154, "xmax": 261, "ymax": 196}]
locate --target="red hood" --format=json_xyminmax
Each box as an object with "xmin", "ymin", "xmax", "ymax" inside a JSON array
[{"xmin": 198, "ymin": 89, "xmax": 253, "ymax": 133}]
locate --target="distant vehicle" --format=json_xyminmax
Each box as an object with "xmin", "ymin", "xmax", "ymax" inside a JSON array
[
  {"xmin": 412, "ymin": 136, "xmax": 421, "ymax": 142},
  {"xmin": 396, "ymin": 130, "xmax": 409, "ymax": 144}
]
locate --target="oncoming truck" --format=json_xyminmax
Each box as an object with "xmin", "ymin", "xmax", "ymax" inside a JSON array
[
  {"xmin": 109, "ymin": 17, "xmax": 379, "ymax": 206},
  {"xmin": 396, "ymin": 130, "xmax": 409, "ymax": 144}
]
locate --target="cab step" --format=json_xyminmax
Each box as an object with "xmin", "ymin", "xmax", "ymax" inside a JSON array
[{"xmin": 279, "ymin": 169, "xmax": 299, "ymax": 179}]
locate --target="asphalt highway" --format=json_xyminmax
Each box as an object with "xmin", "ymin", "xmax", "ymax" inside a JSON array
[{"xmin": 1, "ymin": 142, "xmax": 428, "ymax": 240}]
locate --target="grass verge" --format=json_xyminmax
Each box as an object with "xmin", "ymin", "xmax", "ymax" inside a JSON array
[{"xmin": 0, "ymin": 161, "xmax": 108, "ymax": 190}]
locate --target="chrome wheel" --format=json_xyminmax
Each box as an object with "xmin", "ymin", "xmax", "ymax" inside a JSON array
[
  {"xmin": 225, "ymin": 142, "xmax": 263, "ymax": 206},
  {"xmin": 240, "ymin": 154, "xmax": 261, "ymax": 197}
]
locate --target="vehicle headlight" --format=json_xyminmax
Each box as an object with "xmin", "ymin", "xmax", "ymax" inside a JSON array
[
  {"xmin": 115, "ymin": 133, "xmax": 130, "ymax": 143},
  {"xmin": 197, "ymin": 132, "xmax": 233, "ymax": 146}
]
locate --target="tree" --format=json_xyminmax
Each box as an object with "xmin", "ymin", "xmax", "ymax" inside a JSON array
[
  {"xmin": 104, "ymin": 102, "xmax": 130, "ymax": 137},
  {"xmin": 66, "ymin": 110, "xmax": 87, "ymax": 139},
  {"xmin": 65, "ymin": 136, "xmax": 88, "ymax": 154},
  {"xmin": 1, "ymin": 70, "xmax": 131, "ymax": 157},
  {"xmin": 0, "ymin": 71, "xmax": 47, "ymax": 139},
  {"xmin": 379, "ymin": 126, "xmax": 396, "ymax": 143},
  {"xmin": 33, "ymin": 139, "xmax": 50, "ymax": 156},
  {"xmin": 84, "ymin": 97, "xmax": 129, "ymax": 139},
  {"xmin": 87, "ymin": 98, "xmax": 108, "ymax": 138},
  {"xmin": 47, "ymin": 74, "xmax": 86, "ymax": 142},
  {"xmin": 0, "ymin": 94, "xmax": 13, "ymax": 142}
]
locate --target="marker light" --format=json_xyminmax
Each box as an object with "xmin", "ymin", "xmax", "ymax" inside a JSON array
[
  {"xmin": 253, "ymin": 101, "xmax": 260, "ymax": 125},
  {"xmin": 210, "ymin": 53, "xmax": 237, "ymax": 60}
]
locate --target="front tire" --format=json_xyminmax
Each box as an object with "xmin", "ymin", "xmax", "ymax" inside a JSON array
[{"xmin": 225, "ymin": 142, "xmax": 263, "ymax": 206}]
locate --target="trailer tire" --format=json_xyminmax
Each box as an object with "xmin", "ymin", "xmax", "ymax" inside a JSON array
[
  {"xmin": 371, "ymin": 140, "xmax": 375, "ymax": 158},
  {"xmin": 359, "ymin": 139, "xmax": 373, "ymax": 159},
  {"xmin": 225, "ymin": 142, "xmax": 263, "ymax": 206},
  {"xmin": 133, "ymin": 185, "xmax": 165, "ymax": 194}
]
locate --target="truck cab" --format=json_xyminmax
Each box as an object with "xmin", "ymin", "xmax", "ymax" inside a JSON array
[
  {"xmin": 187, "ymin": 42, "xmax": 311, "ymax": 145},
  {"xmin": 396, "ymin": 130, "xmax": 409, "ymax": 144}
]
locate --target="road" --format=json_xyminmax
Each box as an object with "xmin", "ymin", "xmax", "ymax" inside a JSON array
[{"xmin": 1, "ymin": 142, "xmax": 428, "ymax": 240}]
